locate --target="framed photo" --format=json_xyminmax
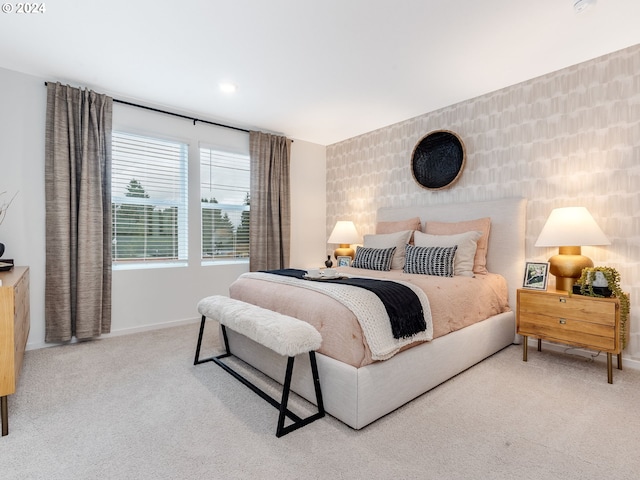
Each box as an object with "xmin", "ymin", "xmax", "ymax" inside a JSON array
[
  {"xmin": 523, "ymin": 262, "xmax": 550, "ymax": 290},
  {"xmin": 337, "ymin": 256, "xmax": 351, "ymax": 267}
]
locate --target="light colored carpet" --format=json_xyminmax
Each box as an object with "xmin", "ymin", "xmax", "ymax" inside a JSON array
[{"xmin": 1, "ymin": 323, "xmax": 639, "ymax": 480}]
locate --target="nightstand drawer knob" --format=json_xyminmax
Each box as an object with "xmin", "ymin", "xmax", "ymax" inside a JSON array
[{"xmin": 559, "ymin": 318, "xmax": 567, "ymax": 325}]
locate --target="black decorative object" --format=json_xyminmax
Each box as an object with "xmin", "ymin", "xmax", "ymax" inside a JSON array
[
  {"xmin": 324, "ymin": 255, "xmax": 333, "ymax": 268},
  {"xmin": 572, "ymin": 284, "xmax": 612, "ymax": 297},
  {"xmin": 0, "ymin": 242, "xmax": 4, "ymax": 258},
  {"xmin": 411, "ymin": 130, "xmax": 466, "ymax": 190},
  {"xmin": 0, "ymin": 258, "xmax": 13, "ymax": 271}
]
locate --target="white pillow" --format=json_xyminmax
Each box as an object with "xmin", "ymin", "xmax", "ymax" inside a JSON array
[
  {"xmin": 363, "ymin": 230, "xmax": 413, "ymax": 270},
  {"xmin": 413, "ymin": 230, "xmax": 482, "ymax": 277}
]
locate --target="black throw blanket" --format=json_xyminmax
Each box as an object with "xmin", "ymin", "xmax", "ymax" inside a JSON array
[{"xmin": 262, "ymin": 268, "xmax": 426, "ymax": 339}]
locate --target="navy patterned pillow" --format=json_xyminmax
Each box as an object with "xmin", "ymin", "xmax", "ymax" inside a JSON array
[
  {"xmin": 352, "ymin": 246, "xmax": 397, "ymax": 271},
  {"xmin": 404, "ymin": 244, "xmax": 458, "ymax": 277}
]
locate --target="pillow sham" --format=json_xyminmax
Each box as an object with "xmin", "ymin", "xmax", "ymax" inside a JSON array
[
  {"xmin": 376, "ymin": 217, "xmax": 421, "ymax": 240},
  {"xmin": 363, "ymin": 230, "xmax": 412, "ymax": 270},
  {"xmin": 352, "ymin": 246, "xmax": 396, "ymax": 271},
  {"xmin": 403, "ymin": 244, "xmax": 457, "ymax": 277},
  {"xmin": 423, "ymin": 217, "xmax": 491, "ymax": 274},
  {"xmin": 414, "ymin": 230, "xmax": 482, "ymax": 277}
]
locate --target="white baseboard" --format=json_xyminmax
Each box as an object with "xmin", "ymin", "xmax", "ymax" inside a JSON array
[{"xmin": 26, "ymin": 317, "xmax": 201, "ymax": 351}]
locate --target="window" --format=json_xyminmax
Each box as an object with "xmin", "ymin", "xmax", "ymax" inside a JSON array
[
  {"xmin": 111, "ymin": 132, "xmax": 188, "ymax": 265},
  {"xmin": 200, "ymin": 147, "xmax": 250, "ymax": 262}
]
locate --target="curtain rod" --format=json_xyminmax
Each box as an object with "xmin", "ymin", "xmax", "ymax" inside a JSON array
[{"xmin": 44, "ymin": 82, "xmax": 250, "ymax": 134}]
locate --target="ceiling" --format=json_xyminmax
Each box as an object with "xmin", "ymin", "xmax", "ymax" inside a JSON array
[{"xmin": 1, "ymin": 0, "xmax": 639, "ymax": 145}]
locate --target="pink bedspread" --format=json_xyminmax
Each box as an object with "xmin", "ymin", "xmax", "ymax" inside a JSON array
[{"xmin": 229, "ymin": 267, "xmax": 510, "ymax": 368}]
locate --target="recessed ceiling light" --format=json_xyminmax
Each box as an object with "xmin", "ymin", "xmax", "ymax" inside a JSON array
[
  {"xmin": 574, "ymin": 0, "xmax": 596, "ymax": 14},
  {"xmin": 219, "ymin": 82, "xmax": 237, "ymax": 94}
]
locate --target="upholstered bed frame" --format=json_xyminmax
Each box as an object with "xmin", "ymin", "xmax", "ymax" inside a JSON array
[{"xmin": 224, "ymin": 197, "xmax": 527, "ymax": 430}]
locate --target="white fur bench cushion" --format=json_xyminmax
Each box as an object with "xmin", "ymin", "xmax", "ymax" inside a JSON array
[{"xmin": 197, "ymin": 295, "xmax": 322, "ymax": 357}]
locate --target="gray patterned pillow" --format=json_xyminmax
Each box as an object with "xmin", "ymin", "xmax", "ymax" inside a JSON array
[
  {"xmin": 404, "ymin": 244, "xmax": 458, "ymax": 277},
  {"xmin": 352, "ymin": 246, "xmax": 397, "ymax": 271}
]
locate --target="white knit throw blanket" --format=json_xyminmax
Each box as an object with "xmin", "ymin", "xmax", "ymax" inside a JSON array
[{"xmin": 241, "ymin": 272, "xmax": 433, "ymax": 360}]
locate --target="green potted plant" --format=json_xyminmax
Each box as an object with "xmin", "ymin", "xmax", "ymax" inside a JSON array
[{"xmin": 577, "ymin": 266, "xmax": 630, "ymax": 349}]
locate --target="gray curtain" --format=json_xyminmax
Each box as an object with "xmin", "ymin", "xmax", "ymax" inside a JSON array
[
  {"xmin": 249, "ymin": 132, "xmax": 292, "ymax": 271},
  {"xmin": 45, "ymin": 82, "xmax": 113, "ymax": 342}
]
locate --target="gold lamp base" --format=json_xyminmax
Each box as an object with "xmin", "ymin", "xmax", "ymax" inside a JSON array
[
  {"xmin": 548, "ymin": 246, "xmax": 593, "ymax": 292},
  {"xmin": 334, "ymin": 244, "xmax": 355, "ymax": 260}
]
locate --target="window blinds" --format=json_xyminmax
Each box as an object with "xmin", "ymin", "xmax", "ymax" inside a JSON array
[
  {"xmin": 200, "ymin": 147, "xmax": 250, "ymax": 261},
  {"xmin": 112, "ymin": 131, "xmax": 188, "ymax": 264}
]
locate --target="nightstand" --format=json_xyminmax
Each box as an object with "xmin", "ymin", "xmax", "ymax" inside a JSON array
[{"xmin": 516, "ymin": 288, "xmax": 622, "ymax": 384}]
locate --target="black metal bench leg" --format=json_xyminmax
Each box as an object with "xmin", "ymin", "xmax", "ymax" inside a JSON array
[
  {"xmin": 195, "ymin": 316, "xmax": 231, "ymax": 365},
  {"xmin": 193, "ymin": 315, "xmax": 207, "ymax": 365},
  {"xmin": 276, "ymin": 357, "xmax": 296, "ymax": 437},
  {"xmin": 309, "ymin": 351, "xmax": 325, "ymax": 416},
  {"xmin": 275, "ymin": 353, "xmax": 325, "ymax": 437}
]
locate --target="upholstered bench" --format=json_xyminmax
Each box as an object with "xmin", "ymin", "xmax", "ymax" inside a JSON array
[{"xmin": 194, "ymin": 295, "xmax": 325, "ymax": 437}]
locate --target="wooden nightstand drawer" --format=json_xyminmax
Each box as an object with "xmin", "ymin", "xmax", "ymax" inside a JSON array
[
  {"xmin": 518, "ymin": 313, "xmax": 615, "ymax": 351},
  {"xmin": 519, "ymin": 291, "xmax": 616, "ymax": 326}
]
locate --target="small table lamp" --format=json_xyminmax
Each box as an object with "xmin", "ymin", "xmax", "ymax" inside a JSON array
[
  {"xmin": 535, "ymin": 206, "xmax": 610, "ymax": 292},
  {"xmin": 328, "ymin": 221, "xmax": 360, "ymax": 260}
]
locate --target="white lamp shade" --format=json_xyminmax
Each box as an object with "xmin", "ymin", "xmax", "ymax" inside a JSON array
[
  {"xmin": 535, "ymin": 207, "xmax": 610, "ymax": 247},
  {"xmin": 328, "ymin": 221, "xmax": 360, "ymax": 245}
]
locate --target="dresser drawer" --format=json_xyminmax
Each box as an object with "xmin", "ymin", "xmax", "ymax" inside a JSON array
[
  {"xmin": 519, "ymin": 291, "xmax": 616, "ymax": 327},
  {"xmin": 519, "ymin": 312, "xmax": 616, "ymax": 351},
  {"xmin": 517, "ymin": 289, "xmax": 620, "ymax": 354}
]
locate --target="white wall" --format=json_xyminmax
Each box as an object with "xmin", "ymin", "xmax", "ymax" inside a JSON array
[
  {"xmin": 290, "ymin": 140, "xmax": 327, "ymax": 268},
  {"xmin": 0, "ymin": 67, "xmax": 46, "ymax": 347},
  {"xmin": 0, "ymin": 67, "xmax": 327, "ymax": 349}
]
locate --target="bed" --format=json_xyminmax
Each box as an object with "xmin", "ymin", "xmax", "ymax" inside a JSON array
[{"xmin": 226, "ymin": 197, "xmax": 527, "ymax": 429}]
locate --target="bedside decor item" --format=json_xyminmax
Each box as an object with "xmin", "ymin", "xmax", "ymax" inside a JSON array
[
  {"xmin": 534, "ymin": 206, "xmax": 610, "ymax": 292},
  {"xmin": 577, "ymin": 266, "xmax": 630, "ymax": 349},
  {"xmin": 328, "ymin": 220, "xmax": 360, "ymax": 260},
  {"xmin": 337, "ymin": 256, "xmax": 351, "ymax": 267},
  {"xmin": 411, "ymin": 130, "xmax": 465, "ymax": 190},
  {"xmin": 522, "ymin": 262, "xmax": 549, "ymax": 290},
  {"xmin": 324, "ymin": 255, "xmax": 333, "ymax": 268}
]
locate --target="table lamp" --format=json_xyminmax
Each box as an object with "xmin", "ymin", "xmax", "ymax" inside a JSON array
[
  {"xmin": 327, "ymin": 221, "xmax": 360, "ymax": 260},
  {"xmin": 534, "ymin": 206, "xmax": 610, "ymax": 292}
]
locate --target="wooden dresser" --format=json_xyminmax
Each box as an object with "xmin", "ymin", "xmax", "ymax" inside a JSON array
[
  {"xmin": 0, "ymin": 266, "xmax": 30, "ymax": 436},
  {"xmin": 517, "ymin": 288, "xmax": 621, "ymax": 383}
]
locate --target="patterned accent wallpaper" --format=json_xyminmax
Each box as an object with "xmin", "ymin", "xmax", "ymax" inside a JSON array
[{"xmin": 326, "ymin": 44, "xmax": 640, "ymax": 359}]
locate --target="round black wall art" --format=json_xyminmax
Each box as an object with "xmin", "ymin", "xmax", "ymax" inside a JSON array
[{"xmin": 411, "ymin": 130, "xmax": 466, "ymax": 190}]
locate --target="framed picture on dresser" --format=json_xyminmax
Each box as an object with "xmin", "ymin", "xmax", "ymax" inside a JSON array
[
  {"xmin": 337, "ymin": 256, "xmax": 351, "ymax": 267},
  {"xmin": 523, "ymin": 261, "xmax": 549, "ymax": 290}
]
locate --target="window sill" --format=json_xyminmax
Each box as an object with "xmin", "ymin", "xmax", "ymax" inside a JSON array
[
  {"xmin": 201, "ymin": 259, "xmax": 249, "ymax": 267},
  {"xmin": 112, "ymin": 261, "xmax": 188, "ymax": 271}
]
